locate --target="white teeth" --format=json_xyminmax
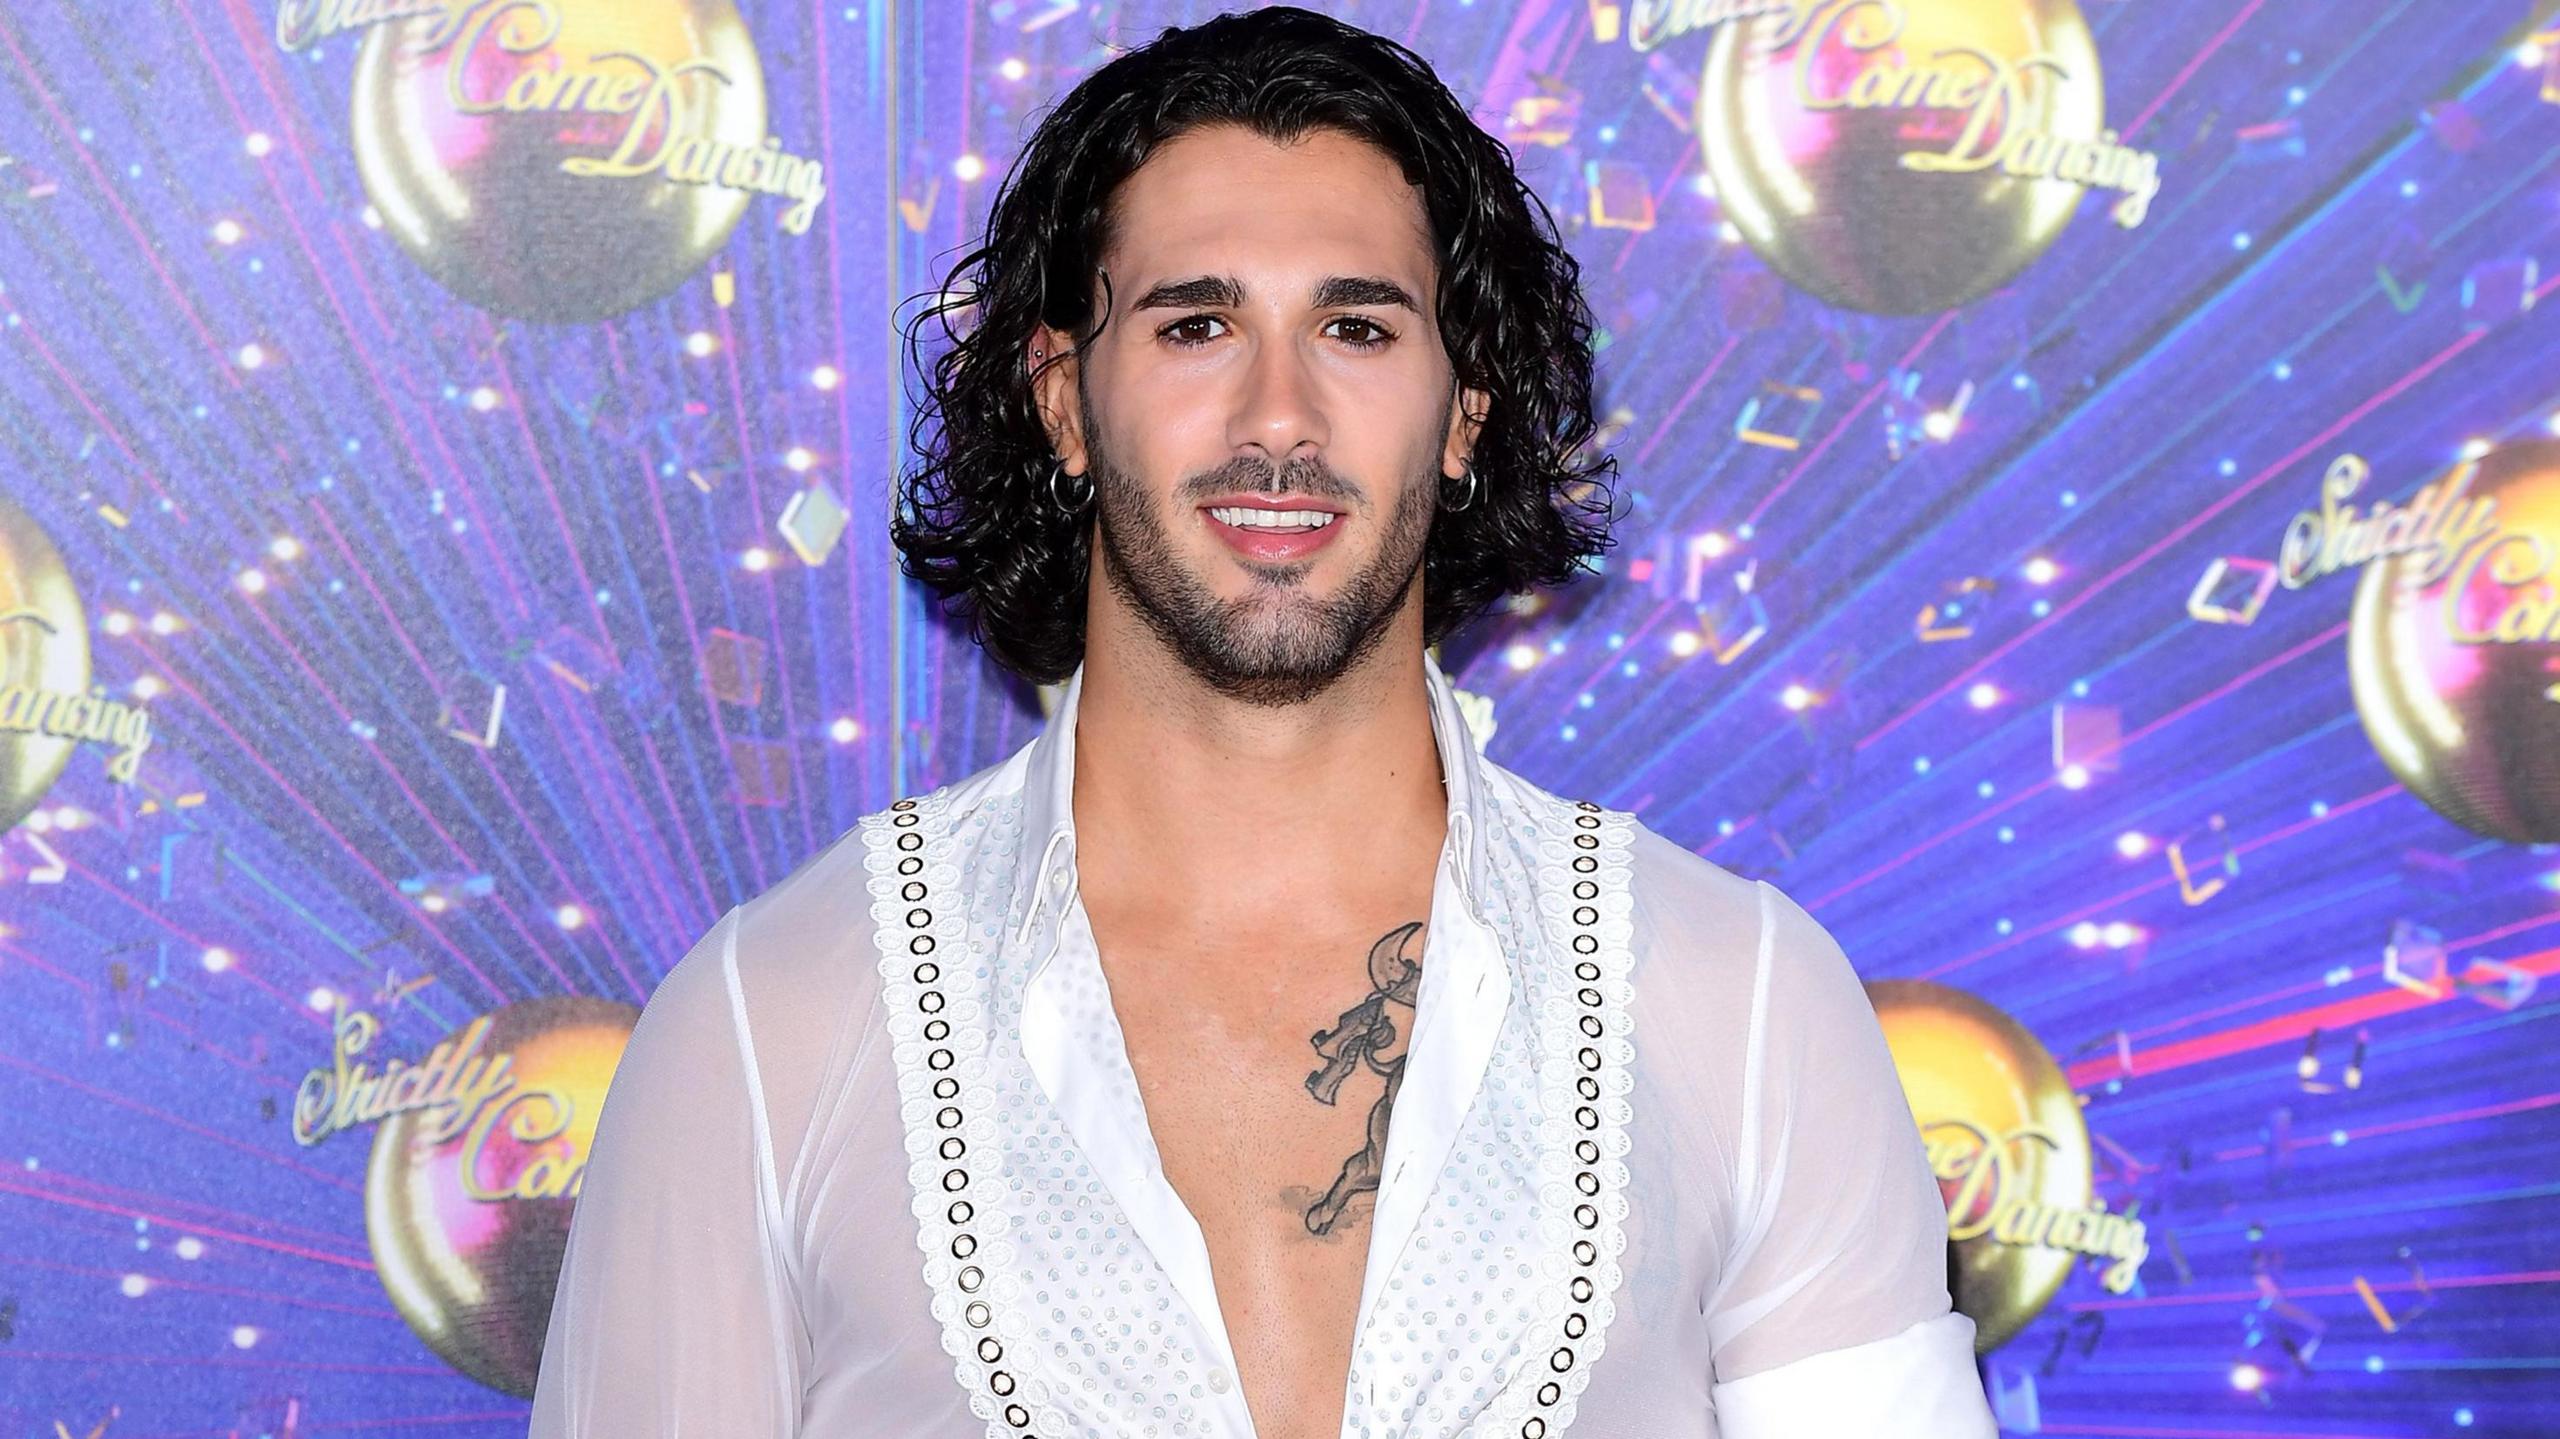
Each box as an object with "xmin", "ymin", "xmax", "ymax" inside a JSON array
[{"xmin": 1210, "ymin": 507, "xmax": 1336, "ymax": 530}]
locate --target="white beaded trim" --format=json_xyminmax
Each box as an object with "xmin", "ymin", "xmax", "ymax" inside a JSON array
[
  {"xmin": 864, "ymin": 793, "xmax": 1041, "ymax": 1438},
  {"xmin": 1498, "ymin": 797, "xmax": 1638, "ymax": 1439}
]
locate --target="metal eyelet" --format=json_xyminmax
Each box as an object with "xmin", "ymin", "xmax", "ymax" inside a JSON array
[{"xmin": 1538, "ymin": 806, "xmax": 1612, "ymax": 1419}]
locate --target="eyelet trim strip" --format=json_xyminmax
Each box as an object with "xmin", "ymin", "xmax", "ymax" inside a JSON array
[
  {"xmin": 1502, "ymin": 797, "xmax": 1638, "ymax": 1439},
  {"xmin": 865, "ymin": 793, "xmax": 1043, "ymax": 1439}
]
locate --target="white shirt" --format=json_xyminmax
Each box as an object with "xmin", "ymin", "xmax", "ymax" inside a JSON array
[{"xmin": 528, "ymin": 651, "xmax": 1997, "ymax": 1439}]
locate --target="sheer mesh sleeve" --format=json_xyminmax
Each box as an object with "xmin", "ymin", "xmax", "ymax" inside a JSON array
[
  {"xmin": 1703, "ymin": 881, "xmax": 1995, "ymax": 1437},
  {"xmin": 527, "ymin": 905, "xmax": 809, "ymax": 1438}
]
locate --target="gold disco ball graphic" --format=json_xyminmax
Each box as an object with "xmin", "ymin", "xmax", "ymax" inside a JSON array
[
  {"xmin": 2347, "ymin": 440, "xmax": 2560, "ymax": 844},
  {"xmin": 364, "ymin": 995, "xmax": 639, "ymax": 1396},
  {"xmin": 1869, "ymin": 979, "xmax": 2145, "ymax": 1353},
  {"xmin": 349, "ymin": 0, "xmax": 768, "ymax": 323},
  {"xmin": 0, "ymin": 497, "xmax": 91, "ymax": 835},
  {"xmin": 1698, "ymin": 0, "xmax": 2156, "ymax": 315}
]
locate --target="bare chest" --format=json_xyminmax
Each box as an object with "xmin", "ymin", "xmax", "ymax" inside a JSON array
[{"xmin": 1100, "ymin": 916, "xmax": 1431, "ymax": 1439}]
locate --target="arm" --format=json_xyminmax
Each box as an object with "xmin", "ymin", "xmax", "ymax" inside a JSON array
[
  {"xmin": 1704, "ymin": 882, "xmax": 1995, "ymax": 1439},
  {"xmin": 528, "ymin": 906, "xmax": 808, "ymax": 1437}
]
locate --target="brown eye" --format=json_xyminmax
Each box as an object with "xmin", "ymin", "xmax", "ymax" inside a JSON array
[
  {"xmin": 1160, "ymin": 315, "xmax": 1225, "ymax": 346},
  {"xmin": 1327, "ymin": 316, "xmax": 1394, "ymax": 349}
]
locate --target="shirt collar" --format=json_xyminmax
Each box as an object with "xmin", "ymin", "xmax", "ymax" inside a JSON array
[{"xmin": 1006, "ymin": 648, "xmax": 1496, "ymax": 944}]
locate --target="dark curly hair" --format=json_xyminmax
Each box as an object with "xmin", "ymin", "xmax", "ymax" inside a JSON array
[{"xmin": 893, "ymin": 5, "xmax": 1618, "ymax": 685}]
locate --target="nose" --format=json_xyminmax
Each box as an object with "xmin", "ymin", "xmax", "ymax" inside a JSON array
[{"xmin": 1226, "ymin": 329, "xmax": 1330, "ymax": 475}]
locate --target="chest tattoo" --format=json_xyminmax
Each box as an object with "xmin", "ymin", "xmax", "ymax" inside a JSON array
[{"xmin": 1296, "ymin": 920, "xmax": 1425, "ymax": 1236}]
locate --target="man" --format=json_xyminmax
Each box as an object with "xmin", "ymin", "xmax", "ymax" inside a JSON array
[{"xmin": 528, "ymin": 8, "xmax": 1995, "ymax": 1437}]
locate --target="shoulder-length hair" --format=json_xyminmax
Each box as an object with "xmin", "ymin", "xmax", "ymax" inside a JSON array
[{"xmin": 894, "ymin": 4, "xmax": 1618, "ymax": 685}]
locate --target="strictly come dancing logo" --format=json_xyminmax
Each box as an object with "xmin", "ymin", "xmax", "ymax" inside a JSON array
[
  {"xmin": 1868, "ymin": 979, "xmax": 2149, "ymax": 1353},
  {"xmin": 298, "ymin": 993, "xmax": 639, "ymax": 1395},
  {"xmin": 280, "ymin": 0, "xmax": 826, "ymax": 322},
  {"xmin": 0, "ymin": 497, "xmax": 153, "ymax": 836},
  {"xmin": 1623, "ymin": 0, "xmax": 2165, "ymax": 314},
  {"xmin": 2275, "ymin": 442, "xmax": 2560, "ymax": 843}
]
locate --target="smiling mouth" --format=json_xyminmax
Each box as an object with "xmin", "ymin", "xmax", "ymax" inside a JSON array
[
  {"xmin": 1204, "ymin": 506, "xmax": 1338, "ymax": 531},
  {"xmin": 1199, "ymin": 501, "xmax": 1348, "ymax": 563}
]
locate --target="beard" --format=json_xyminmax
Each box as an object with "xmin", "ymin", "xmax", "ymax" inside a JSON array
[{"xmin": 1084, "ymin": 396, "xmax": 1437, "ymax": 708}]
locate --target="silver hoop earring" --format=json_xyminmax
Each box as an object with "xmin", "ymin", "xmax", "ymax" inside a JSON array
[
  {"xmin": 1047, "ymin": 459, "xmax": 1092, "ymax": 517},
  {"xmin": 1445, "ymin": 464, "xmax": 1480, "ymax": 514}
]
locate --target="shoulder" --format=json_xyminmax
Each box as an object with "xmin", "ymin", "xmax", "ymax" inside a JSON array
[
  {"xmin": 1618, "ymin": 818, "xmax": 1870, "ymax": 1023},
  {"xmin": 1622, "ymin": 820, "xmax": 1767, "ymax": 950},
  {"xmin": 725, "ymin": 744, "xmax": 1030, "ymax": 990},
  {"xmin": 702, "ymin": 748, "xmax": 1010, "ymax": 1022},
  {"xmin": 1480, "ymin": 759, "xmax": 1852, "ymax": 1013},
  {"xmin": 645, "ymin": 752, "xmax": 1032, "ymax": 1164},
  {"xmin": 1483, "ymin": 759, "xmax": 1770, "ymax": 977}
]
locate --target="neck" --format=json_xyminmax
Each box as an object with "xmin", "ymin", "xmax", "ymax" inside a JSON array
[{"xmin": 1069, "ymin": 602, "xmax": 1450, "ymax": 925}]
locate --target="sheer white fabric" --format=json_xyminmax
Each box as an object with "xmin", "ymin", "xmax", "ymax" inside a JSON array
[{"xmin": 529, "ymin": 654, "xmax": 1995, "ymax": 1439}]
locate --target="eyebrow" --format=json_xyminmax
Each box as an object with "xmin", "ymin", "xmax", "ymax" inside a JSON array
[{"xmin": 1127, "ymin": 274, "xmax": 1422, "ymax": 315}]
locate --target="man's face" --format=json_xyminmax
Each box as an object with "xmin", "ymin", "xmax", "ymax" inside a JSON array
[{"xmin": 1036, "ymin": 124, "xmax": 1487, "ymax": 705}]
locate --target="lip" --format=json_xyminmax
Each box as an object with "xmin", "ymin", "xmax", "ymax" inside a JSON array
[{"xmin": 1197, "ymin": 496, "xmax": 1347, "ymax": 564}]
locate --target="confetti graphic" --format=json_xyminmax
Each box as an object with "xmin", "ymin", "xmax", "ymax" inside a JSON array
[{"xmin": 2, "ymin": 1, "xmax": 2558, "ymax": 1435}]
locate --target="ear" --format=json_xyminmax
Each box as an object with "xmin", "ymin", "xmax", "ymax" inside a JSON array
[
  {"xmin": 1442, "ymin": 382, "xmax": 1491, "ymax": 479},
  {"xmin": 1029, "ymin": 323, "xmax": 1089, "ymax": 474}
]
